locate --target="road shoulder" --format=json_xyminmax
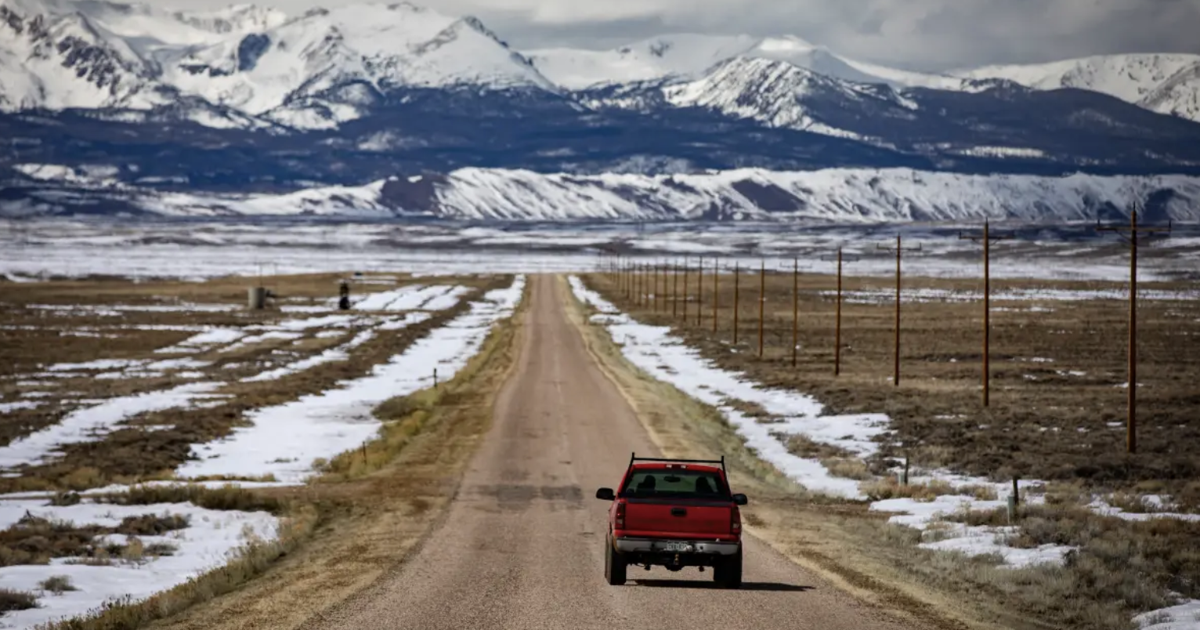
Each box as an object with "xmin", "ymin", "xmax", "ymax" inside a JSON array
[
  {"xmin": 142, "ymin": 278, "xmax": 532, "ymax": 630},
  {"xmin": 558, "ymin": 274, "xmax": 1007, "ymax": 630}
]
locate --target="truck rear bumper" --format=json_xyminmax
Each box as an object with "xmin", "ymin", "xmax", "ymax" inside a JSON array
[{"xmin": 613, "ymin": 537, "xmax": 740, "ymax": 556}]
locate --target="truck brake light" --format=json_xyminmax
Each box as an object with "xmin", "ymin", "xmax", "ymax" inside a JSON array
[
  {"xmin": 731, "ymin": 505, "xmax": 741, "ymax": 535},
  {"xmin": 616, "ymin": 500, "xmax": 626, "ymax": 528}
]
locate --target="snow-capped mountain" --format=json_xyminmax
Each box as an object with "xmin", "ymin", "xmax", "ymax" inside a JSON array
[
  {"xmin": 0, "ymin": 1, "xmax": 167, "ymax": 110},
  {"xmin": 5, "ymin": 0, "xmax": 1200, "ymax": 222},
  {"xmin": 951, "ymin": 54, "xmax": 1200, "ymax": 123},
  {"xmin": 656, "ymin": 57, "xmax": 907, "ymax": 139},
  {"xmin": 528, "ymin": 35, "xmax": 1200, "ymax": 123},
  {"xmin": 164, "ymin": 3, "xmax": 553, "ymax": 129},
  {"xmin": 527, "ymin": 33, "xmax": 962, "ymax": 91},
  {"xmin": 0, "ymin": 0, "xmax": 553, "ymax": 129},
  {"xmin": 7, "ymin": 164, "xmax": 1199, "ymax": 223}
]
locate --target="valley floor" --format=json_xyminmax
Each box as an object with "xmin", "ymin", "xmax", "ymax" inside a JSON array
[{"xmin": 1, "ymin": 247, "xmax": 1197, "ymax": 629}]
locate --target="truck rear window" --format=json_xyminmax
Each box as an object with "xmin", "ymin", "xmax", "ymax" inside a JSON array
[{"xmin": 620, "ymin": 469, "xmax": 730, "ymax": 499}]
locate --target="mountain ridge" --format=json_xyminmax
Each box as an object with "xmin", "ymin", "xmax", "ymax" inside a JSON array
[
  {"xmin": 531, "ymin": 35, "xmax": 1200, "ymax": 123},
  {"xmin": 4, "ymin": 0, "xmax": 1200, "ymax": 223},
  {"xmin": 6, "ymin": 165, "xmax": 1198, "ymax": 223},
  {"xmin": 5, "ymin": 0, "xmax": 1200, "ymax": 125}
]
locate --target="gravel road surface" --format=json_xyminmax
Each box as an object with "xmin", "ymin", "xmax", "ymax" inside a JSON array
[{"xmin": 307, "ymin": 275, "xmax": 913, "ymax": 630}]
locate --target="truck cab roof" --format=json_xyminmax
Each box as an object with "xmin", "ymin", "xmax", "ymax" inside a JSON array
[{"xmin": 628, "ymin": 462, "xmax": 724, "ymax": 474}]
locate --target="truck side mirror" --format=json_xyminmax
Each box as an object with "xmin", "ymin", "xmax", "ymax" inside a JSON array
[
  {"xmin": 596, "ymin": 487, "xmax": 615, "ymax": 501},
  {"xmin": 732, "ymin": 493, "xmax": 748, "ymax": 506}
]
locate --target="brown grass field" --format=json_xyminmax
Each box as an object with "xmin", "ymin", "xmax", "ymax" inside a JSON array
[
  {"xmin": 0, "ymin": 269, "xmax": 526, "ymax": 629},
  {"xmin": 0, "ymin": 272, "xmax": 510, "ymax": 491},
  {"xmin": 569, "ymin": 270, "xmax": 1200, "ymax": 630},
  {"xmin": 582, "ymin": 262, "xmax": 1200, "ymax": 504}
]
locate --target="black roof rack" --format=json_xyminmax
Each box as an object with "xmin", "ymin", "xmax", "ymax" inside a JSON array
[{"xmin": 628, "ymin": 452, "xmax": 725, "ymax": 471}]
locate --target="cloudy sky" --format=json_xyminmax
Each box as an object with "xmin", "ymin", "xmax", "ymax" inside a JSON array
[{"xmin": 168, "ymin": 0, "xmax": 1200, "ymax": 71}]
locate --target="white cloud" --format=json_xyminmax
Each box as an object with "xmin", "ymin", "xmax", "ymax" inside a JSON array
[{"xmin": 160, "ymin": 0, "xmax": 1200, "ymax": 70}]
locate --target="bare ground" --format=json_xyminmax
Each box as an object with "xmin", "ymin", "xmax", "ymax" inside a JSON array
[
  {"xmin": 0, "ymin": 272, "xmax": 508, "ymax": 492},
  {"xmin": 576, "ymin": 267, "xmax": 1200, "ymax": 630},
  {"xmin": 581, "ymin": 266, "xmax": 1200, "ymax": 497},
  {"xmin": 36, "ymin": 274, "xmax": 532, "ymax": 630}
]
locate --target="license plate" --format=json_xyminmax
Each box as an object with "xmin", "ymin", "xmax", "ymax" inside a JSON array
[{"xmin": 661, "ymin": 542, "xmax": 693, "ymax": 552}]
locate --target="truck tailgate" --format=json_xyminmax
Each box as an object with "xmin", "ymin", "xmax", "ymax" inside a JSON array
[{"xmin": 623, "ymin": 500, "xmax": 731, "ymax": 537}]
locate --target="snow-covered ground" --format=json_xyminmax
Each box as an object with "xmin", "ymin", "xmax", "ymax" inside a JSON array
[
  {"xmin": 0, "ymin": 273, "xmax": 526, "ymax": 628},
  {"xmin": 0, "ymin": 384, "xmax": 226, "ymax": 470},
  {"xmin": 174, "ymin": 275, "xmax": 525, "ymax": 483},
  {"xmin": 0, "ymin": 499, "xmax": 279, "ymax": 629},
  {"xmin": 1136, "ymin": 599, "xmax": 1200, "ymax": 630},
  {"xmin": 568, "ymin": 277, "xmax": 888, "ymax": 498},
  {"xmin": 353, "ymin": 285, "xmax": 473, "ymax": 311},
  {"xmin": 566, "ymin": 272, "xmax": 1200, "ymax": 607},
  {"xmin": 820, "ymin": 287, "xmax": 1200, "ymax": 304},
  {"xmin": 4, "ymin": 220, "xmax": 1197, "ymax": 282}
]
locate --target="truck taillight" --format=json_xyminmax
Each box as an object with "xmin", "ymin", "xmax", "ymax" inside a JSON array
[
  {"xmin": 731, "ymin": 506, "xmax": 741, "ymax": 535},
  {"xmin": 616, "ymin": 501, "xmax": 626, "ymax": 528}
]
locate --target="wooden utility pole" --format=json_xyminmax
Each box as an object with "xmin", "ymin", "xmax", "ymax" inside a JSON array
[
  {"xmin": 758, "ymin": 259, "xmax": 766, "ymax": 358},
  {"xmin": 672, "ymin": 259, "xmax": 679, "ymax": 317},
  {"xmin": 697, "ymin": 256, "xmax": 705, "ymax": 327},
  {"xmin": 633, "ymin": 260, "xmax": 643, "ymax": 307},
  {"xmin": 876, "ymin": 235, "xmax": 922, "ymax": 386},
  {"xmin": 1097, "ymin": 207, "xmax": 1171, "ymax": 454},
  {"xmin": 626, "ymin": 257, "xmax": 632, "ymax": 301},
  {"xmin": 733, "ymin": 262, "xmax": 740, "ymax": 344},
  {"xmin": 624, "ymin": 258, "xmax": 630, "ymax": 301},
  {"xmin": 818, "ymin": 247, "xmax": 861, "ymax": 377},
  {"xmin": 629, "ymin": 259, "xmax": 635, "ymax": 303},
  {"xmin": 654, "ymin": 260, "xmax": 661, "ymax": 312},
  {"xmin": 712, "ymin": 258, "xmax": 719, "ymax": 333},
  {"xmin": 636, "ymin": 261, "xmax": 643, "ymax": 306},
  {"xmin": 791, "ymin": 257, "xmax": 799, "ymax": 368},
  {"xmin": 959, "ymin": 220, "xmax": 1012, "ymax": 407},
  {"xmin": 616, "ymin": 255, "xmax": 621, "ymax": 296},
  {"xmin": 682, "ymin": 257, "xmax": 689, "ymax": 323},
  {"xmin": 645, "ymin": 262, "xmax": 651, "ymax": 308}
]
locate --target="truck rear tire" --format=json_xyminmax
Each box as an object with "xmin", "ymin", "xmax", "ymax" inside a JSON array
[
  {"xmin": 604, "ymin": 534, "xmax": 627, "ymax": 585},
  {"xmin": 713, "ymin": 548, "xmax": 742, "ymax": 589}
]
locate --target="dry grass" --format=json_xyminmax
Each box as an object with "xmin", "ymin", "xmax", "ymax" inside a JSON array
[
  {"xmin": 42, "ymin": 510, "xmax": 318, "ymax": 630},
  {"xmin": 39, "ymin": 576, "xmax": 77, "ymax": 595},
  {"xmin": 0, "ymin": 513, "xmax": 182, "ymax": 568},
  {"xmin": 859, "ymin": 477, "xmax": 956, "ymax": 501},
  {"xmin": 580, "ymin": 268, "xmax": 1200, "ymax": 630},
  {"xmin": 582, "ymin": 269, "xmax": 1200, "ymax": 495},
  {"xmin": 32, "ymin": 275, "xmax": 531, "ymax": 630},
  {"xmin": 93, "ymin": 484, "xmax": 286, "ymax": 514},
  {"xmin": 0, "ymin": 588, "xmax": 38, "ymax": 612},
  {"xmin": 822, "ymin": 458, "xmax": 873, "ymax": 480},
  {"xmin": 115, "ymin": 514, "xmax": 190, "ymax": 536},
  {"xmin": 564, "ymin": 278, "xmax": 981, "ymax": 630},
  {"xmin": 0, "ymin": 273, "xmax": 512, "ymax": 493},
  {"xmin": 929, "ymin": 500, "xmax": 1200, "ymax": 629}
]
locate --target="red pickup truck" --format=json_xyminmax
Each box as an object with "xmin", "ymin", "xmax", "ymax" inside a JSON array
[{"xmin": 595, "ymin": 453, "xmax": 747, "ymax": 588}]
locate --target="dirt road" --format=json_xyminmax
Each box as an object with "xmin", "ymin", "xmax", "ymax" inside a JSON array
[{"xmin": 304, "ymin": 275, "xmax": 913, "ymax": 630}]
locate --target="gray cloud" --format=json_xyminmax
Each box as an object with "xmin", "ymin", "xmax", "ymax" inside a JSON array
[{"xmin": 164, "ymin": 0, "xmax": 1200, "ymax": 70}]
